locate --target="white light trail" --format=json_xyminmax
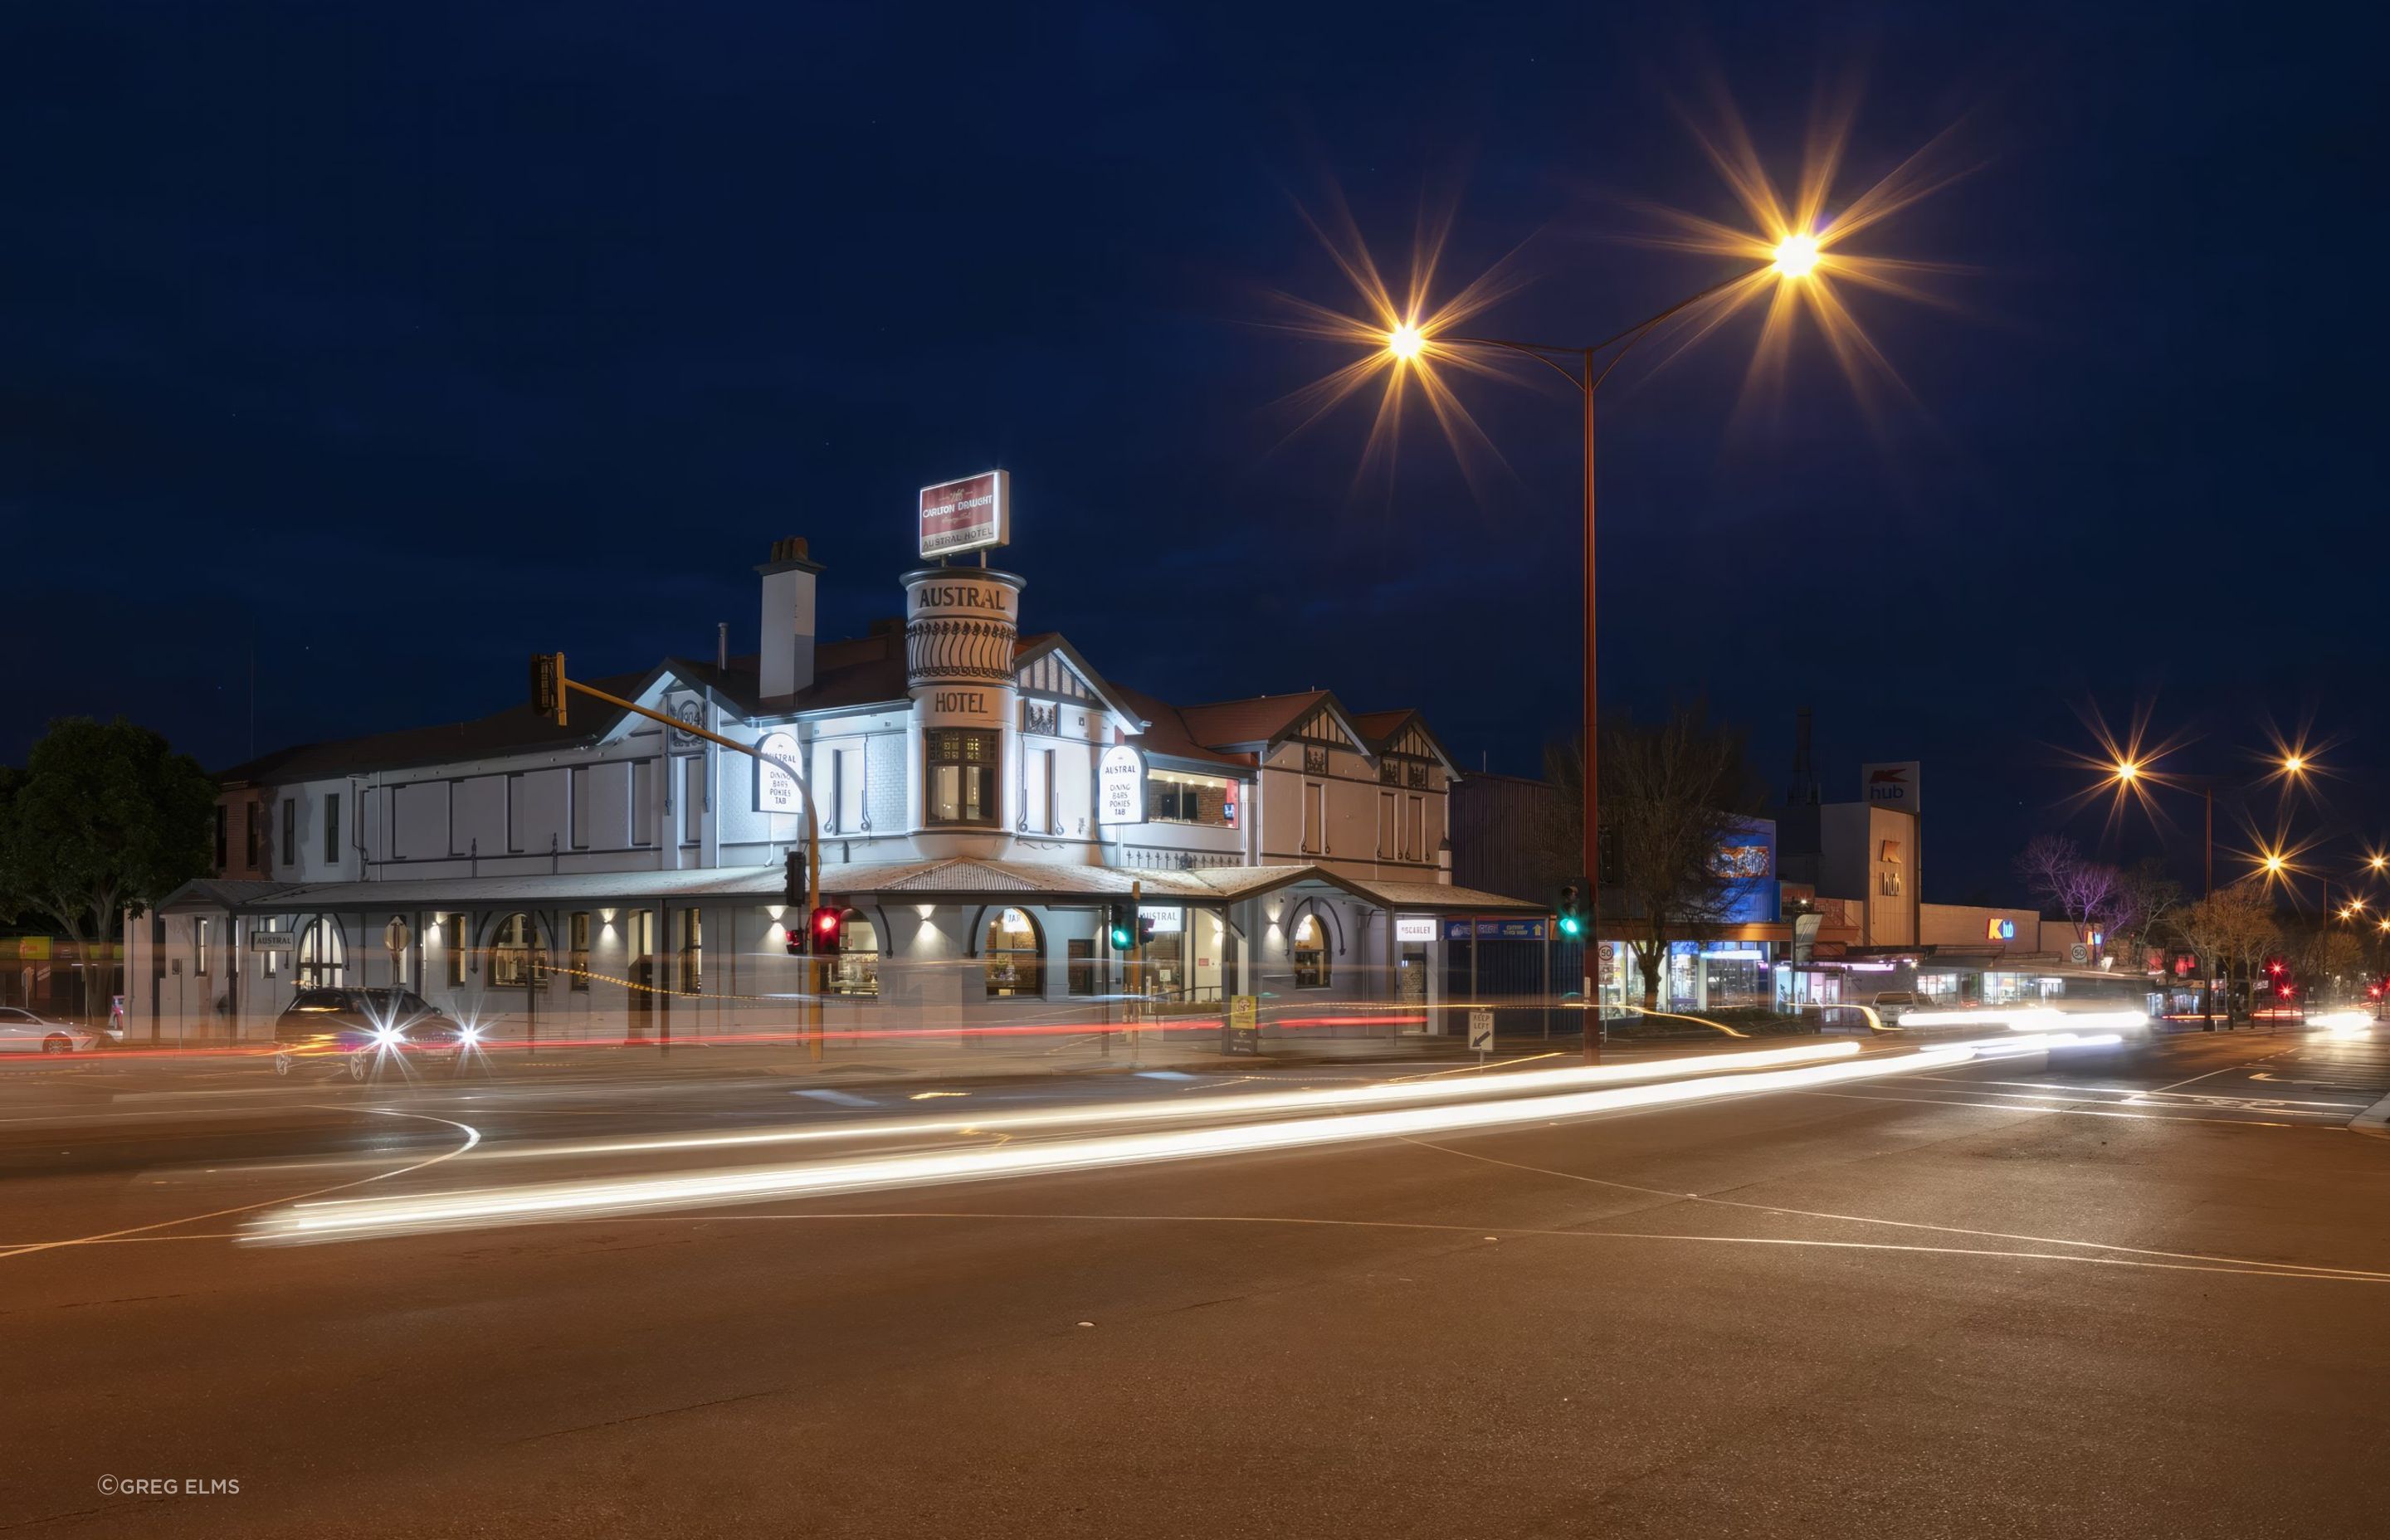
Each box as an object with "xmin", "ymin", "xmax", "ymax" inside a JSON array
[
  {"xmin": 247, "ymin": 1035, "xmax": 2107, "ymax": 1245},
  {"xmin": 471, "ymin": 1039, "xmax": 1867, "ymax": 1166}
]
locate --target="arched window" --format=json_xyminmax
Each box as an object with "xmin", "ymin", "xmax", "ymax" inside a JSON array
[
  {"xmin": 383, "ymin": 918, "xmax": 411, "ymax": 988},
  {"xmin": 984, "ymin": 908, "xmax": 1043, "ymax": 998},
  {"xmin": 490, "ymin": 912, "xmax": 548, "ymax": 989},
  {"xmin": 296, "ymin": 918, "xmax": 346, "ymax": 988},
  {"xmin": 829, "ymin": 911, "xmax": 880, "ymax": 997},
  {"xmin": 1291, "ymin": 912, "xmax": 1329, "ymax": 989}
]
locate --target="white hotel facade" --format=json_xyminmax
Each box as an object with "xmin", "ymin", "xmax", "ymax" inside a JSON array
[{"xmin": 130, "ymin": 534, "xmax": 1537, "ymax": 1044}]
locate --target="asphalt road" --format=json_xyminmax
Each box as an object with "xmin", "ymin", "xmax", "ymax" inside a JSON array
[{"xmin": 4, "ymin": 1026, "xmax": 2388, "ymax": 1538}]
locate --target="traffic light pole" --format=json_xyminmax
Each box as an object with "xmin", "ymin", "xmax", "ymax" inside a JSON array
[{"xmin": 533, "ymin": 658, "xmax": 825, "ymax": 1058}]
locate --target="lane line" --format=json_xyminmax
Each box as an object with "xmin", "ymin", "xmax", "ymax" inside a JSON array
[
  {"xmin": 1791, "ymin": 1086, "xmax": 2310, "ymax": 1128},
  {"xmin": 0, "ymin": 1108, "xmax": 481, "ymax": 1262},
  {"xmin": 1398, "ymin": 1135, "xmax": 2390, "ymax": 1282},
  {"xmin": 668, "ymin": 1211, "xmax": 2390, "ymax": 1286}
]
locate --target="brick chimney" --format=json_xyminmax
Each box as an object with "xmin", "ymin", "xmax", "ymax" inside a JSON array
[{"xmin": 756, "ymin": 537, "xmax": 824, "ymax": 699}]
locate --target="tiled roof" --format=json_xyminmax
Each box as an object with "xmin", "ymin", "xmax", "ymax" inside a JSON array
[
  {"xmin": 1105, "ymin": 682, "xmax": 1252, "ymax": 769},
  {"xmin": 215, "ymin": 669, "xmax": 653, "ymax": 783},
  {"xmin": 160, "ymin": 859, "xmax": 1526, "ymax": 914},
  {"xmin": 1176, "ymin": 690, "xmax": 1331, "ymax": 749}
]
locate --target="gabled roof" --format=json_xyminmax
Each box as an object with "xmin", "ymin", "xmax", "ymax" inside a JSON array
[
  {"xmin": 1010, "ymin": 632, "xmax": 1149, "ymax": 729},
  {"xmin": 1105, "ymin": 682, "xmax": 1253, "ymax": 770},
  {"xmin": 1350, "ymin": 708, "xmax": 1461, "ymax": 777},
  {"xmin": 1175, "ymin": 690, "xmax": 1331, "ymax": 749}
]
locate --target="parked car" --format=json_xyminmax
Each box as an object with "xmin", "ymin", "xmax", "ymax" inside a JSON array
[
  {"xmin": 1870, "ymin": 991, "xmax": 1921, "ymax": 1026},
  {"xmin": 271, "ymin": 988, "xmax": 476, "ymax": 1079},
  {"xmin": 0, "ymin": 1006, "xmax": 104, "ymax": 1055}
]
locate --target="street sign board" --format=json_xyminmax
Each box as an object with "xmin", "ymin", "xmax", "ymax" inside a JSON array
[
  {"xmin": 1467, "ymin": 1009, "xmax": 1495, "ymax": 1055},
  {"xmin": 1223, "ymin": 994, "xmax": 1261, "ymax": 1055},
  {"xmin": 919, "ymin": 470, "xmax": 1011, "ymax": 558},
  {"xmin": 1097, "ymin": 745, "xmax": 1144, "ymax": 826},
  {"xmin": 1441, "ymin": 919, "xmax": 1549, "ymax": 941},
  {"xmin": 250, "ymin": 931, "xmax": 295, "ymax": 953},
  {"xmin": 755, "ymin": 729, "xmax": 803, "ymax": 814},
  {"xmin": 2069, "ymin": 942, "xmax": 2090, "ymax": 965}
]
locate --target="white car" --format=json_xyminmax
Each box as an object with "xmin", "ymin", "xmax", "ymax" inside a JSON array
[{"xmin": 0, "ymin": 1006, "xmax": 103, "ymax": 1055}]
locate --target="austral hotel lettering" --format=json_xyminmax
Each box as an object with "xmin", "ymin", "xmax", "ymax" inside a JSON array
[
  {"xmin": 933, "ymin": 690, "xmax": 990, "ymax": 714},
  {"xmin": 915, "ymin": 583, "xmax": 1008, "ymax": 614}
]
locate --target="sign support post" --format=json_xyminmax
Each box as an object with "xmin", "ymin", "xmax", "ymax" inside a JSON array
[{"xmin": 532, "ymin": 657, "xmax": 826, "ymax": 1060}]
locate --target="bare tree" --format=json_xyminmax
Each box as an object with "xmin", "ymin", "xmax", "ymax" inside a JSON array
[
  {"xmin": 1551, "ymin": 704, "xmax": 1761, "ymax": 1011},
  {"xmin": 2103, "ymin": 857, "xmax": 2183, "ymax": 973},
  {"xmin": 2014, "ymin": 835, "xmax": 2122, "ymax": 951}
]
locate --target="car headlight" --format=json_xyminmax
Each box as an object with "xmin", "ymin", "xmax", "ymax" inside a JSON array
[{"xmin": 373, "ymin": 1026, "xmax": 406, "ymax": 1047}]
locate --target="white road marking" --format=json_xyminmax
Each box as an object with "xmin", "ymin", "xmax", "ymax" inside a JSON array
[
  {"xmin": 1399, "ymin": 1138, "xmax": 2390, "ymax": 1281},
  {"xmin": 0, "ymin": 1107, "xmax": 481, "ymax": 1262}
]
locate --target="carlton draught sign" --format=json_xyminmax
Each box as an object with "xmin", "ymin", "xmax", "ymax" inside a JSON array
[{"xmin": 919, "ymin": 470, "xmax": 1012, "ymax": 558}]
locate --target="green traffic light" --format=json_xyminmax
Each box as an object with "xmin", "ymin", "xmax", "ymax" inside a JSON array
[{"xmin": 1558, "ymin": 915, "xmax": 1582, "ymax": 938}]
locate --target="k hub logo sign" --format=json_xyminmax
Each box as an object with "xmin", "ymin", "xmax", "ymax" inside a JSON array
[{"xmin": 1861, "ymin": 761, "xmax": 1920, "ymax": 812}]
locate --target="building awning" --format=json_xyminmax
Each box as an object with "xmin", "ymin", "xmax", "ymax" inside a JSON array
[{"xmin": 154, "ymin": 858, "xmax": 1544, "ymax": 917}]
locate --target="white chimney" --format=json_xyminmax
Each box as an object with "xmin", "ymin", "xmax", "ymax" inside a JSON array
[{"xmin": 757, "ymin": 538, "xmax": 824, "ymax": 699}]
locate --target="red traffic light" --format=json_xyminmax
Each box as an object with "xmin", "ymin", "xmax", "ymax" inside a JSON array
[{"xmin": 809, "ymin": 906, "xmax": 844, "ymax": 956}]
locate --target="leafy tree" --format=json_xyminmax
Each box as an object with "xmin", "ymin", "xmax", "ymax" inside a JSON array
[
  {"xmin": 1549, "ymin": 704, "xmax": 1762, "ymax": 1011},
  {"xmin": 2169, "ymin": 879, "xmax": 2279, "ymax": 1023},
  {"xmin": 2289, "ymin": 924, "xmax": 2367, "ymax": 1000},
  {"xmin": 0, "ymin": 719, "xmax": 217, "ymax": 1016}
]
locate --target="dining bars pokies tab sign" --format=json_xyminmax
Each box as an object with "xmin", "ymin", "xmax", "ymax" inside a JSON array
[{"xmin": 919, "ymin": 470, "xmax": 1012, "ymax": 558}]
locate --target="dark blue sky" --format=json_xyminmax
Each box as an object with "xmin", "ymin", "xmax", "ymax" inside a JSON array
[{"xmin": 4, "ymin": 2, "xmax": 2382, "ymax": 904}]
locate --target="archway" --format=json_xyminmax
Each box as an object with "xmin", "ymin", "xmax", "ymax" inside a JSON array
[
  {"xmin": 296, "ymin": 917, "xmax": 347, "ymax": 989},
  {"xmin": 983, "ymin": 908, "xmax": 1043, "ymax": 997}
]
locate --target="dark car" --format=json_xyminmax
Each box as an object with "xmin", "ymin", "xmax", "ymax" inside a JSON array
[{"xmin": 271, "ymin": 987, "xmax": 475, "ymax": 1079}]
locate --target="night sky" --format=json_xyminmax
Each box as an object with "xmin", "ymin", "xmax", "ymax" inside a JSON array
[{"xmin": 5, "ymin": 2, "xmax": 2383, "ymax": 904}]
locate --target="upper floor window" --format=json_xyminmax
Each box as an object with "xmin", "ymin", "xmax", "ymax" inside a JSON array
[
  {"xmin": 1303, "ymin": 744, "xmax": 1329, "ymax": 777},
  {"xmin": 1378, "ymin": 759, "xmax": 1399, "ymax": 785},
  {"xmin": 280, "ymin": 799, "xmax": 296, "ymax": 867},
  {"xmin": 324, "ymin": 794, "xmax": 342, "ymax": 864},
  {"xmin": 213, "ymin": 807, "xmax": 228, "ymax": 870},
  {"xmin": 1406, "ymin": 761, "xmax": 1430, "ymax": 789},
  {"xmin": 926, "ymin": 729, "xmax": 1000, "ymax": 826}
]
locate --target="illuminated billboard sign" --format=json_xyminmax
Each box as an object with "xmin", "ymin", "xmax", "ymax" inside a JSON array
[
  {"xmin": 755, "ymin": 730, "xmax": 803, "ymax": 814},
  {"xmin": 1862, "ymin": 761, "xmax": 1920, "ymax": 811},
  {"xmin": 919, "ymin": 470, "xmax": 1012, "ymax": 558},
  {"xmin": 1097, "ymin": 745, "xmax": 1144, "ymax": 826}
]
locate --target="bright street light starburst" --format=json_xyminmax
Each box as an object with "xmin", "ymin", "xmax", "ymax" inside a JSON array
[{"xmin": 1271, "ymin": 79, "xmax": 1968, "ymax": 488}]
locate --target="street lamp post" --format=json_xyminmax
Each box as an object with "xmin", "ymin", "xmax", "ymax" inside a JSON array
[{"xmin": 1386, "ymin": 246, "xmax": 1814, "ymax": 1055}]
